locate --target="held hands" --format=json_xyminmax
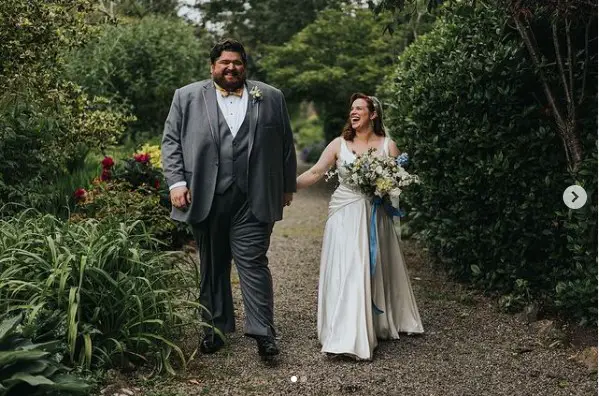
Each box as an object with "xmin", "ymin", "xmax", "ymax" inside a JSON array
[{"xmin": 170, "ymin": 186, "xmax": 191, "ymax": 209}]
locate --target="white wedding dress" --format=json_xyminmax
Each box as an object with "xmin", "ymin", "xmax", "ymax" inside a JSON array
[{"xmin": 317, "ymin": 137, "xmax": 424, "ymax": 360}]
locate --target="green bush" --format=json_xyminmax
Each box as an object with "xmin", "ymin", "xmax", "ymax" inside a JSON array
[
  {"xmin": 65, "ymin": 15, "xmax": 212, "ymax": 137},
  {"xmin": 72, "ymin": 147, "xmax": 192, "ymax": 248},
  {"xmin": 0, "ymin": 1, "xmax": 134, "ymax": 218},
  {"xmin": 73, "ymin": 180, "xmax": 177, "ymax": 247},
  {"xmin": 261, "ymin": 7, "xmax": 419, "ymax": 142},
  {"xmin": 0, "ymin": 313, "xmax": 90, "ymax": 396},
  {"xmin": 383, "ymin": 5, "xmax": 597, "ymax": 324},
  {"xmin": 0, "ymin": 87, "xmax": 133, "ymax": 219},
  {"xmin": 294, "ymin": 114, "xmax": 324, "ymax": 150},
  {"xmin": 0, "ymin": 211, "xmax": 203, "ymax": 373}
]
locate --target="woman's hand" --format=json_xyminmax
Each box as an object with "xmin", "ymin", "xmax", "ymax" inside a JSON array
[{"xmin": 296, "ymin": 138, "xmax": 340, "ymax": 189}]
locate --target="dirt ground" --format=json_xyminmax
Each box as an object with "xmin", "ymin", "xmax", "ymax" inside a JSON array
[{"xmin": 103, "ymin": 160, "xmax": 597, "ymax": 396}]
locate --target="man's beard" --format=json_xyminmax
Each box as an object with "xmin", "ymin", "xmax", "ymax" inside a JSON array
[{"xmin": 213, "ymin": 71, "xmax": 245, "ymax": 91}]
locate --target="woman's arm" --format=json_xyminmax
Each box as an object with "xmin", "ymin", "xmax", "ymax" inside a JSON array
[{"xmin": 296, "ymin": 138, "xmax": 340, "ymax": 190}]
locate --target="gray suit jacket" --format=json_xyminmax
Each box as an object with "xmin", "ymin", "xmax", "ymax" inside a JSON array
[{"xmin": 161, "ymin": 79, "xmax": 297, "ymax": 224}]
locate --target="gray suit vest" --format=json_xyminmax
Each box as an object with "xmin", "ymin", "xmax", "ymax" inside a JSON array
[{"xmin": 215, "ymin": 101, "xmax": 251, "ymax": 194}]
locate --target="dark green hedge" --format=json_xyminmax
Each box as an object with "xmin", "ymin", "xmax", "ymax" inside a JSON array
[{"xmin": 383, "ymin": 5, "xmax": 597, "ymax": 324}]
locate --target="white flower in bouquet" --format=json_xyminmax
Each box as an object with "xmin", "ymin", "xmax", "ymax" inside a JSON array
[{"xmin": 336, "ymin": 148, "xmax": 420, "ymax": 208}]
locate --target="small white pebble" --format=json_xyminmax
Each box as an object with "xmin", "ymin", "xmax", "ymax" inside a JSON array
[{"xmin": 291, "ymin": 376, "xmax": 298, "ymax": 383}]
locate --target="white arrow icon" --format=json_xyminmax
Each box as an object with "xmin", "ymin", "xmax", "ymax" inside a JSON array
[{"xmin": 563, "ymin": 185, "xmax": 587, "ymax": 209}]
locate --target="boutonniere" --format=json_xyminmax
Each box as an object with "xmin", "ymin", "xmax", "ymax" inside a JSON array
[{"xmin": 250, "ymin": 86, "xmax": 263, "ymax": 102}]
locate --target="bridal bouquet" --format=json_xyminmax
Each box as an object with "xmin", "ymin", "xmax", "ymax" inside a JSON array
[{"xmin": 327, "ymin": 149, "xmax": 419, "ymax": 208}]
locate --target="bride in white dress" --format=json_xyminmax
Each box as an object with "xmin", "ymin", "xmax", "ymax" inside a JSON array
[{"xmin": 296, "ymin": 93, "xmax": 423, "ymax": 360}]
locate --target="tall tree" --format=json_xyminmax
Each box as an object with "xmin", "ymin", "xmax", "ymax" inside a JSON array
[
  {"xmin": 196, "ymin": 0, "xmax": 345, "ymax": 77},
  {"xmin": 95, "ymin": 0, "xmax": 179, "ymax": 22},
  {"xmin": 261, "ymin": 6, "xmax": 430, "ymax": 141},
  {"xmin": 65, "ymin": 16, "xmax": 212, "ymax": 136},
  {"xmin": 504, "ymin": 0, "xmax": 597, "ymax": 173}
]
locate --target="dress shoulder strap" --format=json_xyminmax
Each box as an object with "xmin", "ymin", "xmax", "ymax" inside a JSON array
[
  {"xmin": 339, "ymin": 137, "xmax": 350, "ymax": 155},
  {"xmin": 383, "ymin": 137, "xmax": 390, "ymax": 156}
]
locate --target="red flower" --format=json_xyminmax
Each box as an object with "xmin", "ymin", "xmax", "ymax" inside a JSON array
[
  {"xmin": 134, "ymin": 153, "xmax": 150, "ymax": 164},
  {"xmin": 154, "ymin": 179, "xmax": 160, "ymax": 189},
  {"xmin": 100, "ymin": 168, "xmax": 111, "ymax": 181},
  {"xmin": 101, "ymin": 156, "xmax": 115, "ymax": 168},
  {"xmin": 74, "ymin": 188, "xmax": 87, "ymax": 200}
]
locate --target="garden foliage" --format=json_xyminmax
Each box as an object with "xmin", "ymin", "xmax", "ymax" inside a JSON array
[
  {"xmin": 72, "ymin": 145, "xmax": 192, "ymax": 248},
  {"xmin": 65, "ymin": 15, "xmax": 212, "ymax": 137},
  {"xmin": 383, "ymin": 4, "xmax": 597, "ymax": 324},
  {"xmin": 0, "ymin": 211, "xmax": 202, "ymax": 373},
  {"xmin": 0, "ymin": 0, "xmax": 133, "ymax": 217},
  {"xmin": 0, "ymin": 314, "xmax": 90, "ymax": 396}
]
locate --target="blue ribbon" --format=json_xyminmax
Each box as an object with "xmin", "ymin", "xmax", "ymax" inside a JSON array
[{"xmin": 369, "ymin": 197, "xmax": 404, "ymax": 315}]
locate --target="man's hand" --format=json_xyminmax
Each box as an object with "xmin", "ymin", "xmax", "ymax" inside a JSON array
[
  {"xmin": 283, "ymin": 192, "xmax": 293, "ymax": 207},
  {"xmin": 171, "ymin": 186, "xmax": 191, "ymax": 209}
]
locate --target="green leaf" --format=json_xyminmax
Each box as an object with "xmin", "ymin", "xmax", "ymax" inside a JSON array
[
  {"xmin": 0, "ymin": 350, "xmax": 50, "ymax": 367},
  {"xmin": 0, "ymin": 314, "xmax": 22, "ymax": 342},
  {"xmin": 5, "ymin": 373, "xmax": 55, "ymax": 387}
]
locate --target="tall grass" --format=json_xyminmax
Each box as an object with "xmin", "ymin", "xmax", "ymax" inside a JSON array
[{"xmin": 0, "ymin": 210, "xmax": 204, "ymax": 374}]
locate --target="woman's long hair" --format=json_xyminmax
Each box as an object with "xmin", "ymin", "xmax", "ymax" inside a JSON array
[{"xmin": 341, "ymin": 93, "xmax": 386, "ymax": 141}]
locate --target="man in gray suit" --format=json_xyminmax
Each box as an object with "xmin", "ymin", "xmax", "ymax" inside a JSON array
[{"xmin": 161, "ymin": 39, "xmax": 296, "ymax": 360}]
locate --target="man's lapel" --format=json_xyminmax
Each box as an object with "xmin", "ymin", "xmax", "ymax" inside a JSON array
[
  {"xmin": 201, "ymin": 81, "xmax": 219, "ymax": 148},
  {"xmin": 246, "ymin": 80, "xmax": 260, "ymax": 161}
]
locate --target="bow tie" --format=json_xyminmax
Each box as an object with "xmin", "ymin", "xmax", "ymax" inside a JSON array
[{"xmin": 214, "ymin": 83, "xmax": 243, "ymax": 98}]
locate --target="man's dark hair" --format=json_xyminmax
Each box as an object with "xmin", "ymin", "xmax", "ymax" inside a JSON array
[{"xmin": 210, "ymin": 39, "xmax": 247, "ymax": 65}]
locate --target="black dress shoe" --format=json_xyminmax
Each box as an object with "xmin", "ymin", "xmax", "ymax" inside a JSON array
[
  {"xmin": 199, "ymin": 334, "xmax": 225, "ymax": 354},
  {"xmin": 254, "ymin": 335, "xmax": 279, "ymax": 360}
]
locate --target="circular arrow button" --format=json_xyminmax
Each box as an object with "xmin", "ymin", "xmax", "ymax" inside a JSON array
[{"xmin": 563, "ymin": 185, "xmax": 587, "ymax": 209}]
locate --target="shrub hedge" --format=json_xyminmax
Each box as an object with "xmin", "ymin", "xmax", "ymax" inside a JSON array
[{"xmin": 383, "ymin": 5, "xmax": 597, "ymax": 324}]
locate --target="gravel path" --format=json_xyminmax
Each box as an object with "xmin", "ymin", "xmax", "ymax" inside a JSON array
[{"xmin": 113, "ymin": 160, "xmax": 597, "ymax": 396}]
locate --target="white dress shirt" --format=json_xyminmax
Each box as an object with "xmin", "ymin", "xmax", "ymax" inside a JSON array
[
  {"xmin": 216, "ymin": 85, "xmax": 249, "ymax": 138},
  {"xmin": 169, "ymin": 84, "xmax": 249, "ymax": 191}
]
